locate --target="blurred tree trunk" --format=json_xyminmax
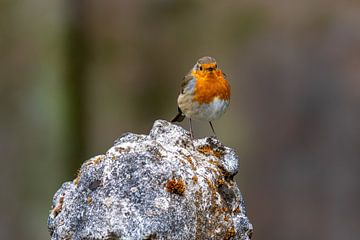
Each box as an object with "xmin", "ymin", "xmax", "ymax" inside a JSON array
[{"xmin": 63, "ymin": 0, "xmax": 89, "ymax": 178}]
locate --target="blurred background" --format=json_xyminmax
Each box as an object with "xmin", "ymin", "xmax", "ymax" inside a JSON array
[{"xmin": 1, "ymin": 0, "xmax": 359, "ymax": 239}]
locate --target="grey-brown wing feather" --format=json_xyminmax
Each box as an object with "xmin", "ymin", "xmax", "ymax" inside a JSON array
[
  {"xmin": 171, "ymin": 71, "xmax": 193, "ymax": 122},
  {"xmin": 180, "ymin": 71, "xmax": 194, "ymax": 94}
]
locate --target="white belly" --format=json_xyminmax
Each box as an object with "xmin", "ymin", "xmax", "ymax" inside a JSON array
[{"xmin": 178, "ymin": 95, "xmax": 229, "ymax": 121}]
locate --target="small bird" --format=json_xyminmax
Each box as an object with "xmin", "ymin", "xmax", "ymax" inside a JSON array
[{"xmin": 171, "ymin": 56, "xmax": 231, "ymax": 138}]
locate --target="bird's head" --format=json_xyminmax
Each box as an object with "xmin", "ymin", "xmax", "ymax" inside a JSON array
[{"xmin": 194, "ymin": 56, "xmax": 218, "ymax": 73}]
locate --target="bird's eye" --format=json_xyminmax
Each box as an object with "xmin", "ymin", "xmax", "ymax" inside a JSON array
[{"xmin": 199, "ymin": 66, "xmax": 203, "ymax": 71}]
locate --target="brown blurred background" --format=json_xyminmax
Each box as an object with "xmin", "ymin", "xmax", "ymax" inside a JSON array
[{"xmin": 1, "ymin": 0, "xmax": 359, "ymax": 239}]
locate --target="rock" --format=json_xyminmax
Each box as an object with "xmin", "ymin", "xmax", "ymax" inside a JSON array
[{"xmin": 48, "ymin": 120, "xmax": 253, "ymax": 240}]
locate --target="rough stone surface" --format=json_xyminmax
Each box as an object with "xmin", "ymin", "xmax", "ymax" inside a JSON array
[{"xmin": 48, "ymin": 120, "xmax": 253, "ymax": 240}]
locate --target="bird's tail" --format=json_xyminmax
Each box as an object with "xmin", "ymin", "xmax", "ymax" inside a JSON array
[{"xmin": 171, "ymin": 107, "xmax": 185, "ymax": 122}]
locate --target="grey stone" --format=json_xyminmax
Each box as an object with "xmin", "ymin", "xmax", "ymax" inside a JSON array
[{"xmin": 48, "ymin": 120, "xmax": 253, "ymax": 240}]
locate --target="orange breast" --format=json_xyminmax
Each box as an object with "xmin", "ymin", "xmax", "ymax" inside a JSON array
[{"xmin": 192, "ymin": 69, "xmax": 231, "ymax": 104}]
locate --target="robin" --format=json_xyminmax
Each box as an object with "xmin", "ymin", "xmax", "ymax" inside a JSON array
[{"xmin": 171, "ymin": 56, "xmax": 231, "ymax": 138}]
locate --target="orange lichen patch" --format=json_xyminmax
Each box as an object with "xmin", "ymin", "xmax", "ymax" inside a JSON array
[
  {"xmin": 115, "ymin": 146, "xmax": 126, "ymax": 153},
  {"xmin": 197, "ymin": 146, "xmax": 213, "ymax": 155},
  {"xmin": 185, "ymin": 155, "xmax": 196, "ymax": 170},
  {"xmin": 73, "ymin": 169, "xmax": 81, "ymax": 185},
  {"xmin": 192, "ymin": 68, "xmax": 230, "ymax": 104},
  {"xmin": 197, "ymin": 146, "xmax": 223, "ymax": 158},
  {"xmin": 222, "ymin": 207, "xmax": 229, "ymax": 213},
  {"xmin": 73, "ymin": 176, "xmax": 80, "ymax": 185},
  {"xmin": 233, "ymin": 206, "xmax": 241, "ymax": 214},
  {"xmin": 85, "ymin": 155, "xmax": 105, "ymax": 167},
  {"xmin": 87, "ymin": 196, "xmax": 93, "ymax": 205},
  {"xmin": 217, "ymin": 178, "xmax": 225, "ymax": 187},
  {"xmin": 93, "ymin": 155, "xmax": 104, "ymax": 164},
  {"xmin": 204, "ymin": 177, "xmax": 219, "ymax": 214},
  {"xmin": 224, "ymin": 226, "xmax": 236, "ymax": 240},
  {"xmin": 192, "ymin": 175, "xmax": 198, "ymax": 184},
  {"xmin": 212, "ymin": 150, "xmax": 223, "ymax": 158},
  {"xmin": 166, "ymin": 178, "xmax": 186, "ymax": 196},
  {"xmin": 205, "ymin": 177, "xmax": 216, "ymax": 193},
  {"xmin": 51, "ymin": 194, "xmax": 65, "ymax": 217}
]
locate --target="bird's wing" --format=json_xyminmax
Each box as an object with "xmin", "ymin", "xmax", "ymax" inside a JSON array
[{"xmin": 180, "ymin": 71, "xmax": 194, "ymax": 94}]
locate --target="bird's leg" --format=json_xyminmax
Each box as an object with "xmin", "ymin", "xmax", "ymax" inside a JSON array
[
  {"xmin": 209, "ymin": 121, "xmax": 217, "ymax": 138},
  {"xmin": 189, "ymin": 118, "xmax": 194, "ymax": 138}
]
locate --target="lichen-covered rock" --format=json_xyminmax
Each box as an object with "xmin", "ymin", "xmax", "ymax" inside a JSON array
[{"xmin": 48, "ymin": 120, "xmax": 253, "ymax": 240}]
